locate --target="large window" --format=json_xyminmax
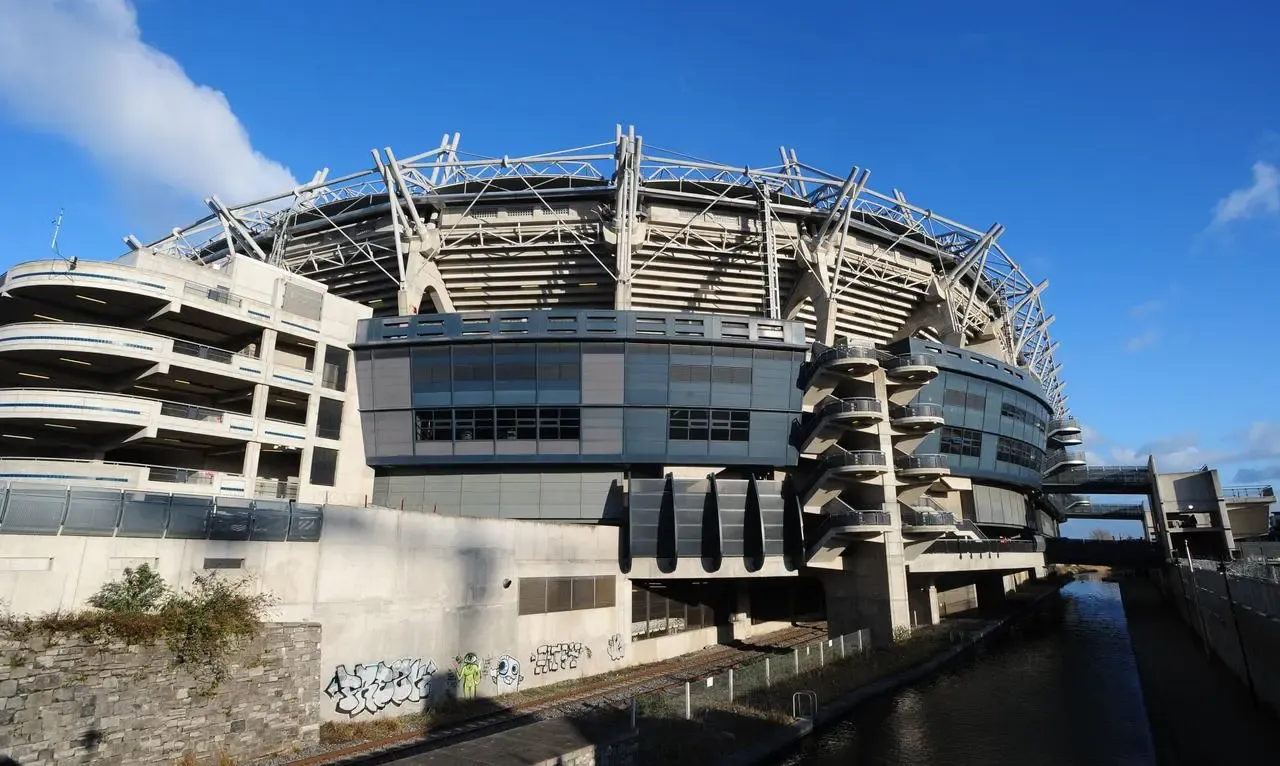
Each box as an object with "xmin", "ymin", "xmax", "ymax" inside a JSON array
[
  {"xmin": 415, "ymin": 407, "xmax": 581, "ymax": 442},
  {"xmin": 943, "ymin": 387, "xmax": 987, "ymax": 411},
  {"xmin": 316, "ymin": 398, "xmax": 343, "ymax": 440},
  {"xmin": 940, "ymin": 426, "xmax": 983, "ymax": 458},
  {"xmin": 669, "ymin": 408, "xmax": 750, "ymax": 442},
  {"xmin": 519, "ymin": 576, "xmax": 616, "ymax": 615},
  {"xmin": 309, "ymin": 447, "xmax": 338, "ymax": 487},
  {"xmin": 996, "ymin": 436, "xmax": 1043, "ymax": 470},
  {"xmin": 1000, "ymin": 403, "xmax": 1046, "ymax": 433}
]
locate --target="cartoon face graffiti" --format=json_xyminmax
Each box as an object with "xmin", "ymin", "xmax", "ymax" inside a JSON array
[
  {"xmin": 455, "ymin": 653, "xmax": 482, "ymax": 698},
  {"xmin": 487, "ymin": 654, "xmax": 523, "ymax": 689}
]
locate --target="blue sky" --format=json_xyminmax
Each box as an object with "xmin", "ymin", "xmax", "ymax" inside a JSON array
[{"xmin": 1, "ymin": 0, "xmax": 1277, "ymax": 537}]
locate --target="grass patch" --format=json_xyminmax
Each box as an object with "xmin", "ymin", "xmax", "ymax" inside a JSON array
[{"xmin": 0, "ymin": 565, "xmax": 272, "ymax": 695}]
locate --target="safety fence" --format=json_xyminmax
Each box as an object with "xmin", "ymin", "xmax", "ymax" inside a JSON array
[{"xmin": 626, "ymin": 628, "xmax": 871, "ymax": 722}]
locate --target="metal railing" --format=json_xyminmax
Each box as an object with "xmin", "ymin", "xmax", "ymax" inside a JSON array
[
  {"xmin": 1048, "ymin": 417, "xmax": 1081, "ymax": 435},
  {"xmin": 926, "ymin": 539, "xmax": 1037, "ymax": 555},
  {"xmin": 1045, "ymin": 465, "xmax": 1150, "ymax": 486},
  {"xmin": 171, "ymin": 338, "xmax": 251, "ymax": 365},
  {"xmin": 891, "ymin": 402, "xmax": 944, "ymax": 420},
  {"xmin": 900, "ymin": 504, "xmax": 956, "ymax": 527},
  {"xmin": 0, "ymin": 457, "xmax": 245, "ymax": 487},
  {"xmin": 1223, "ymin": 485, "xmax": 1276, "ymax": 499},
  {"xmin": 158, "ymin": 401, "xmax": 229, "ymax": 423},
  {"xmin": 631, "ymin": 628, "xmax": 873, "ymax": 722},
  {"xmin": 1041, "ymin": 449, "xmax": 1086, "ymax": 473},
  {"xmin": 956, "ymin": 519, "xmax": 989, "ymax": 540},
  {"xmin": 815, "ymin": 396, "xmax": 882, "ymax": 417},
  {"xmin": 811, "ymin": 342, "xmax": 883, "ymax": 369},
  {"xmin": 896, "ymin": 453, "xmax": 949, "ymax": 470},
  {"xmin": 819, "ymin": 449, "xmax": 887, "ymax": 471},
  {"xmin": 183, "ymin": 281, "xmax": 244, "ymax": 309},
  {"xmin": 255, "ymin": 478, "xmax": 300, "ymax": 500},
  {"xmin": 884, "ymin": 352, "xmax": 939, "ymax": 370}
]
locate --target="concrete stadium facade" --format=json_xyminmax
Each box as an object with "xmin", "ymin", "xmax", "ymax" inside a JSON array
[{"xmin": 10, "ymin": 128, "xmax": 1265, "ymax": 720}]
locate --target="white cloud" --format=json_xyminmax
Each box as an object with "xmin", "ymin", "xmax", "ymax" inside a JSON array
[
  {"xmin": 1128, "ymin": 299, "xmax": 1162, "ymax": 319},
  {"xmin": 1095, "ymin": 421, "xmax": 1280, "ymax": 479},
  {"xmin": 1125, "ymin": 331, "xmax": 1159, "ymax": 352},
  {"xmin": 1212, "ymin": 161, "xmax": 1280, "ymax": 226},
  {"xmin": 0, "ymin": 0, "xmax": 296, "ymax": 206}
]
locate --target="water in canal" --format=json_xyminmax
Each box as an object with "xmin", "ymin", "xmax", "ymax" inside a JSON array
[{"xmin": 780, "ymin": 578, "xmax": 1159, "ymax": 766}]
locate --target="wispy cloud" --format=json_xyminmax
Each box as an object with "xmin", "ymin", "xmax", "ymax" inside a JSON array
[
  {"xmin": 1128, "ymin": 299, "xmax": 1163, "ymax": 319},
  {"xmin": 1125, "ymin": 330, "xmax": 1159, "ymax": 352},
  {"xmin": 0, "ymin": 0, "xmax": 296, "ymax": 206},
  {"xmin": 1097, "ymin": 421, "xmax": 1280, "ymax": 478},
  {"xmin": 1212, "ymin": 161, "xmax": 1280, "ymax": 227}
]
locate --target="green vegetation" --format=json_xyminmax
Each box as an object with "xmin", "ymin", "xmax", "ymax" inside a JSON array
[{"xmin": 0, "ymin": 564, "xmax": 274, "ymax": 694}]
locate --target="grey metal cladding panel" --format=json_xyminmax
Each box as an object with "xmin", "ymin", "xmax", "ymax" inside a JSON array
[
  {"xmin": 749, "ymin": 412, "xmax": 793, "ymax": 463},
  {"xmin": 0, "ymin": 486, "xmax": 68, "ymax": 534},
  {"xmin": 668, "ymin": 382, "xmax": 711, "ymax": 407},
  {"xmin": 538, "ymin": 440, "xmax": 580, "ymax": 455},
  {"xmin": 373, "ymin": 411, "xmax": 413, "ymax": 456},
  {"xmin": 354, "ymin": 351, "xmax": 375, "ymax": 409},
  {"xmin": 455, "ymin": 440, "xmax": 495, "ymax": 456},
  {"xmin": 582, "ymin": 408, "xmax": 623, "ymax": 454},
  {"xmin": 361, "ymin": 416, "xmax": 377, "ymax": 460},
  {"xmin": 581, "ymin": 352, "xmax": 624, "ymax": 404},
  {"xmin": 625, "ymin": 345, "xmax": 669, "ymax": 405},
  {"xmin": 624, "ymin": 409, "xmax": 668, "ymax": 458},
  {"xmin": 288, "ymin": 507, "xmax": 324, "ymax": 542},
  {"xmin": 250, "ymin": 506, "xmax": 291, "ymax": 541},
  {"xmin": 371, "ymin": 349, "xmax": 412, "ymax": 409},
  {"xmin": 628, "ymin": 479, "xmax": 665, "ymax": 558},
  {"xmin": 672, "ymin": 480, "xmax": 708, "ymax": 557},
  {"xmin": 716, "ymin": 479, "xmax": 748, "ymax": 556},
  {"xmin": 383, "ymin": 475, "xmax": 425, "ymax": 492},
  {"xmin": 499, "ymin": 474, "xmax": 543, "ymax": 518},
  {"xmin": 63, "ymin": 490, "xmax": 123, "ymax": 536},
  {"xmin": 495, "ymin": 440, "xmax": 538, "ymax": 455},
  {"xmin": 668, "ymin": 440, "xmax": 710, "ymax": 458},
  {"xmin": 758, "ymin": 479, "xmax": 786, "ymax": 555},
  {"xmin": 416, "ymin": 441, "xmax": 455, "ymax": 456},
  {"xmin": 118, "ymin": 492, "xmax": 170, "ymax": 538}
]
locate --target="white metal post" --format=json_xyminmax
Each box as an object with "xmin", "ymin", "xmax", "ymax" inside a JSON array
[{"xmin": 684, "ymin": 681, "xmax": 691, "ymax": 720}]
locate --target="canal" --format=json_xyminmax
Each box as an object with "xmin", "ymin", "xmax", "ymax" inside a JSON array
[{"xmin": 777, "ymin": 577, "xmax": 1258, "ymax": 766}]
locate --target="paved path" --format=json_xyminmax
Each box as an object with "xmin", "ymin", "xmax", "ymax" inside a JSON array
[
  {"xmin": 1121, "ymin": 578, "xmax": 1275, "ymax": 765},
  {"xmin": 386, "ymin": 718, "xmax": 631, "ymax": 765}
]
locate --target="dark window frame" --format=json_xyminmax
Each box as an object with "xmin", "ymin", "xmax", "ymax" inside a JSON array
[{"xmin": 939, "ymin": 426, "xmax": 983, "ymax": 458}]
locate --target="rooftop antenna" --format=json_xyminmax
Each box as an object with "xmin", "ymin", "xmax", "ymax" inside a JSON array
[{"xmin": 50, "ymin": 208, "xmax": 77, "ymax": 270}]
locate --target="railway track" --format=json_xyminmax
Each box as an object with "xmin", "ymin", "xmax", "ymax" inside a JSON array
[{"xmin": 285, "ymin": 624, "xmax": 827, "ymax": 765}]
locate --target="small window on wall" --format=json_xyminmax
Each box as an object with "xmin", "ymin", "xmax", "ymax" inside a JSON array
[
  {"xmin": 309, "ymin": 447, "xmax": 338, "ymax": 486},
  {"xmin": 316, "ymin": 398, "xmax": 343, "ymax": 440},
  {"xmin": 939, "ymin": 426, "xmax": 982, "ymax": 458},
  {"xmin": 415, "ymin": 409, "xmax": 453, "ymax": 441},
  {"xmin": 669, "ymin": 408, "xmax": 749, "ymax": 442}
]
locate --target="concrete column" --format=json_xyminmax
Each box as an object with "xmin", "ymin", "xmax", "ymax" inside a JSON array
[
  {"xmin": 908, "ymin": 579, "xmax": 940, "ymax": 627},
  {"xmin": 819, "ymin": 544, "xmax": 911, "ymax": 646},
  {"xmin": 731, "ymin": 580, "xmax": 751, "ymax": 640},
  {"xmin": 975, "ymin": 573, "xmax": 1007, "ymax": 612}
]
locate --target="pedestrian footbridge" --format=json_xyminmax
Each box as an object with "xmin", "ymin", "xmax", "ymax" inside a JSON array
[{"xmin": 1044, "ymin": 537, "xmax": 1164, "ymax": 568}]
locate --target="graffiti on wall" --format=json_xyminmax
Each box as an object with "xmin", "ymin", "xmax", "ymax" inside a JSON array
[
  {"xmin": 454, "ymin": 653, "xmax": 482, "ymax": 699},
  {"xmin": 325, "ymin": 658, "xmax": 437, "ymax": 716},
  {"xmin": 486, "ymin": 654, "xmax": 524, "ymax": 690},
  {"xmin": 607, "ymin": 633, "xmax": 625, "ymax": 662},
  {"xmin": 530, "ymin": 642, "xmax": 591, "ymax": 675}
]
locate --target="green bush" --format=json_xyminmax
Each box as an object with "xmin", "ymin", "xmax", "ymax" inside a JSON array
[
  {"xmin": 86, "ymin": 563, "xmax": 169, "ymax": 613},
  {"xmin": 1, "ymin": 568, "xmax": 275, "ymax": 694}
]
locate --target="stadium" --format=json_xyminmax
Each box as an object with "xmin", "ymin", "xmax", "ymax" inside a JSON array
[{"xmin": 0, "ymin": 127, "xmax": 1269, "ymax": 716}]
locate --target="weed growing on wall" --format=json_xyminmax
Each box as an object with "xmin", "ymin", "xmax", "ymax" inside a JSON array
[{"xmin": 0, "ymin": 566, "xmax": 275, "ymax": 694}]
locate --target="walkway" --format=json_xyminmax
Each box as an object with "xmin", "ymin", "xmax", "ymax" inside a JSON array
[
  {"xmin": 385, "ymin": 717, "xmax": 632, "ymax": 766},
  {"xmin": 1120, "ymin": 578, "xmax": 1275, "ymax": 765}
]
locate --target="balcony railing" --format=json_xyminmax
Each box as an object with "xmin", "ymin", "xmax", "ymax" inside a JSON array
[
  {"xmin": 900, "ymin": 504, "xmax": 956, "ymax": 527},
  {"xmin": 171, "ymin": 338, "xmax": 254, "ymax": 365},
  {"xmin": 1048, "ymin": 417, "xmax": 1081, "ymax": 435},
  {"xmin": 158, "ymin": 401, "xmax": 228, "ymax": 423},
  {"xmin": 818, "ymin": 449, "xmax": 887, "ymax": 473},
  {"xmin": 183, "ymin": 282, "xmax": 244, "ymax": 309},
  {"xmin": 256, "ymin": 478, "xmax": 300, "ymax": 500},
  {"xmin": 891, "ymin": 402, "xmax": 944, "ymax": 420},
  {"xmin": 1223, "ymin": 485, "xmax": 1276, "ymax": 499},
  {"xmin": 884, "ymin": 353, "xmax": 939, "ymax": 372},
  {"xmin": 896, "ymin": 454, "xmax": 950, "ymax": 471},
  {"xmin": 926, "ymin": 539, "xmax": 1038, "ymax": 555},
  {"xmin": 815, "ymin": 396, "xmax": 882, "ymax": 418},
  {"xmin": 812, "ymin": 342, "xmax": 882, "ymax": 369},
  {"xmin": 1041, "ymin": 449, "xmax": 1086, "ymax": 473}
]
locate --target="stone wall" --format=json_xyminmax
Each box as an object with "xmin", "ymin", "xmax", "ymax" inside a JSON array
[{"xmin": 0, "ymin": 622, "xmax": 321, "ymax": 765}]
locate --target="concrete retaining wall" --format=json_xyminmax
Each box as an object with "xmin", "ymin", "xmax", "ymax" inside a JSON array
[
  {"xmin": 0, "ymin": 622, "xmax": 320, "ymax": 765},
  {"xmin": 0, "ymin": 505, "xmax": 640, "ymax": 721},
  {"xmin": 1167, "ymin": 565, "xmax": 1280, "ymax": 717}
]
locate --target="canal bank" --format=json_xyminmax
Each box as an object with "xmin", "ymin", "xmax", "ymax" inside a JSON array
[
  {"xmin": 1119, "ymin": 576, "xmax": 1274, "ymax": 765},
  {"xmin": 713, "ymin": 576, "xmax": 1070, "ymax": 766}
]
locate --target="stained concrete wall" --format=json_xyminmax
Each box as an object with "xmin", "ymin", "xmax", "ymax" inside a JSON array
[
  {"xmin": 1167, "ymin": 565, "xmax": 1280, "ymax": 717},
  {"xmin": 0, "ymin": 505, "xmax": 637, "ymax": 721},
  {"xmin": 0, "ymin": 622, "xmax": 320, "ymax": 765}
]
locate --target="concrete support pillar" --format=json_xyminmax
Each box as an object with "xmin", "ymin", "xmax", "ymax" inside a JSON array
[
  {"xmin": 731, "ymin": 580, "xmax": 751, "ymax": 641},
  {"xmin": 908, "ymin": 579, "xmax": 940, "ymax": 627},
  {"xmin": 975, "ymin": 573, "xmax": 1008, "ymax": 612},
  {"xmin": 242, "ymin": 442, "xmax": 261, "ymax": 498},
  {"xmin": 819, "ymin": 542, "xmax": 911, "ymax": 646},
  {"xmin": 396, "ymin": 250, "xmax": 453, "ymax": 316},
  {"xmin": 813, "ymin": 294, "xmax": 838, "ymax": 346}
]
